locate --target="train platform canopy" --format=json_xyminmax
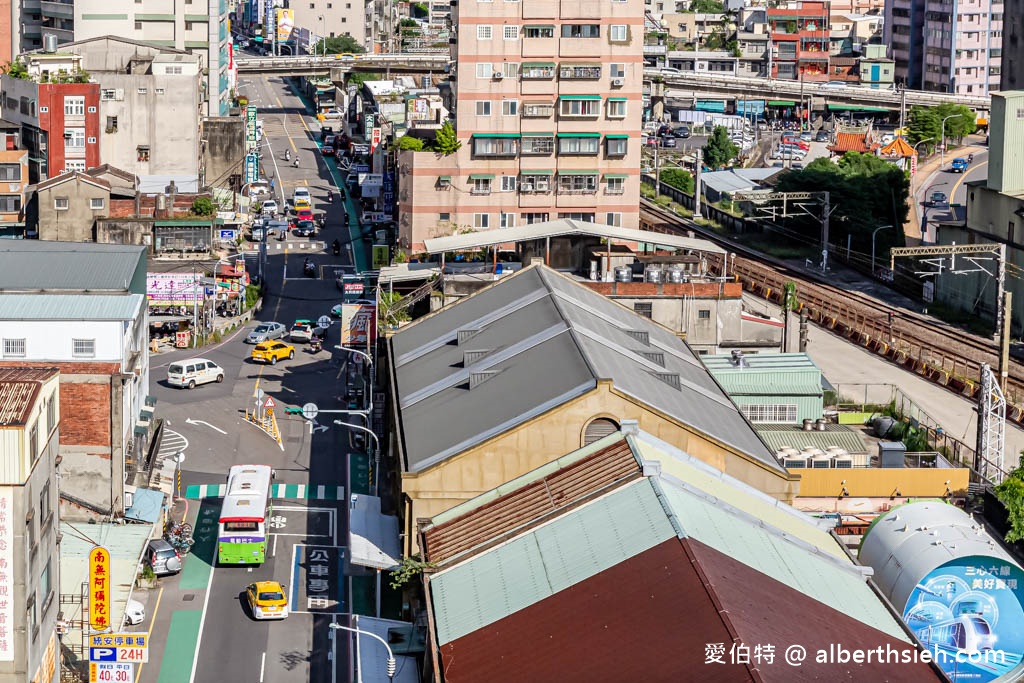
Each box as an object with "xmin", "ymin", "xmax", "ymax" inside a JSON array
[{"xmin": 423, "ymin": 218, "xmax": 725, "ymax": 256}]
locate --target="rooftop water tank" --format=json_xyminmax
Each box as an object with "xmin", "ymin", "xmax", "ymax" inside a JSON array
[
  {"xmin": 667, "ymin": 266, "xmax": 685, "ymax": 283},
  {"xmin": 644, "ymin": 267, "xmax": 664, "ymax": 283},
  {"xmin": 614, "ymin": 266, "xmax": 632, "ymax": 282},
  {"xmin": 43, "ymin": 34, "xmax": 58, "ymax": 53}
]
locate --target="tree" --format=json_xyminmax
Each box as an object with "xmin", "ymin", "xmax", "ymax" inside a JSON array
[
  {"xmin": 906, "ymin": 105, "xmax": 939, "ymax": 147},
  {"xmin": 431, "ymin": 121, "xmax": 461, "ymax": 156},
  {"xmin": 315, "ymin": 35, "xmax": 366, "ymax": 55},
  {"xmin": 191, "ymin": 197, "xmax": 215, "ymax": 216},
  {"xmin": 702, "ymin": 126, "xmax": 739, "ymax": 170},
  {"xmin": 396, "ymin": 135, "xmax": 424, "ymax": 151},
  {"xmin": 935, "ymin": 102, "xmax": 977, "ymax": 141},
  {"xmin": 348, "ymin": 71, "xmax": 381, "ymax": 87},
  {"xmin": 907, "ymin": 103, "xmax": 977, "ymax": 147},
  {"xmin": 995, "ymin": 455, "xmax": 1024, "ymax": 542},
  {"xmin": 774, "ymin": 151, "xmax": 910, "ymax": 254},
  {"xmin": 3, "ymin": 60, "xmax": 28, "ymax": 80},
  {"xmin": 411, "ymin": 1, "xmax": 429, "ymax": 17},
  {"xmin": 659, "ymin": 167, "xmax": 694, "ymax": 194},
  {"xmin": 689, "ymin": 0, "xmax": 723, "ymax": 11}
]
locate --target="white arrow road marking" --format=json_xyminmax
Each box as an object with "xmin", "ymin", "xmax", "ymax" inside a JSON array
[
  {"xmin": 185, "ymin": 418, "xmax": 227, "ymax": 434},
  {"xmin": 313, "ymin": 425, "xmax": 329, "ymax": 433}
]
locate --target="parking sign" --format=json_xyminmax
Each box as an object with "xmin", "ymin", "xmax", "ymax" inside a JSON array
[
  {"xmin": 245, "ymin": 154, "xmax": 259, "ymax": 184},
  {"xmin": 89, "ymin": 662, "xmax": 133, "ymax": 682}
]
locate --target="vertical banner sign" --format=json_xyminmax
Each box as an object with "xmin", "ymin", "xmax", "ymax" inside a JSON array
[
  {"xmin": 910, "ymin": 153, "xmax": 918, "ymax": 177},
  {"xmin": 370, "ymin": 127, "xmax": 382, "ymax": 154},
  {"xmin": 89, "ymin": 546, "xmax": 111, "ymax": 631},
  {"xmin": 264, "ymin": 0, "xmax": 274, "ymax": 41},
  {"xmin": 372, "ymin": 244, "xmax": 390, "ymax": 270},
  {"xmin": 364, "ymin": 112, "xmax": 375, "ymax": 139},
  {"xmin": 340, "ymin": 304, "xmax": 377, "ymax": 345},
  {"xmin": 245, "ymin": 106, "xmax": 258, "ymax": 149},
  {"xmin": 276, "ymin": 8, "xmax": 293, "ymax": 42},
  {"xmin": 245, "ymin": 154, "xmax": 259, "ymax": 184},
  {"xmin": 0, "ymin": 489, "xmax": 13, "ymax": 661}
]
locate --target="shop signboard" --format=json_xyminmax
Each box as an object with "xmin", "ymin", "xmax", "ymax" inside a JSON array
[
  {"xmin": 245, "ymin": 107, "xmax": 258, "ymax": 147},
  {"xmin": 275, "ymin": 8, "xmax": 293, "ymax": 41},
  {"xmin": 370, "ymin": 127, "xmax": 382, "ymax": 153},
  {"xmin": 147, "ymin": 273, "xmax": 201, "ymax": 306},
  {"xmin": 372, "ymin": 244, "xmax": 390, "ymax": 269},
  {"xmin": 0, "ymin": 489, "xmax": 12, "ymax": 661},
  {"xmin": 89, "ymin": 547, "xmax": 111, "ymax": 631},
  {"xmin": 245, "ymin": 153, "xmax": 259, "ymax": 184},
  {"xmin": 340, "ymin": 303, "xmax": 377, "ymax": 345}
]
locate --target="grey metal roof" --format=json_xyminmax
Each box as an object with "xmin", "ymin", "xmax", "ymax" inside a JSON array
[
  {"xmin": 699, "ymin": 168, "xmax": 781, "ymax": 196},
  {"xmin": 422, "ymin": 218, "xmax": 726, "ymax": 255},
  {"xmin": 137, "ymin": 174, "xmax": 200, "ymax": 193},
  {"xmin": 0, "ymin": 241, "xmax": 146, "ymax": 292},
  {"xmin": 0, "ymin": 294, "xmax": 144, "ymax": 320},
  {"xmin": 391, "ymin": 266, "xmax": 782, "ymax": 473}
]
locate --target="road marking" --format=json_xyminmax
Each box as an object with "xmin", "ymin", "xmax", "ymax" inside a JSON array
[
  {"xmin": 950, "ymin": 160, "xmax": 987, "ymax": 201},
  {"xmin": 133, "ymin": 586, "xmax": 163, "ymax": 683},
  {"xmin": 183, "ymin": 484, "xmax": 346, "ymax": 500},
  {"xmin": 260, "ymin": 652, "xmax": 266, "ymax": 683},
  {"xmin": 272, "ymin": 533, "xmax": 279, "ymax": 557},
  {"xmin": 184, "ymin": 418, "xmax": 227, "ymax": 434},
  {"xmin": 252, "ymin": 251, "xmax": 289, "ymax": 408}
]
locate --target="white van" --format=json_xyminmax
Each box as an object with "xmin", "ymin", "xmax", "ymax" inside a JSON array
[
  {"xmin": 167, "ymin": 358, "xmax": 225, "ymax": 389},
  {"xmin": 293, "ymin": 187, "xmax": 311, "ymax": 203}
]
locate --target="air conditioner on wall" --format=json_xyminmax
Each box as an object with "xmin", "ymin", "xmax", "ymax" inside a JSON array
[
  {"xmin": 493, "ymin": 72, "xmax": 503, "ymax": 80},
  {"xmin": 611, "ymin": 78, "xmax": 624, "ymax": 86}
]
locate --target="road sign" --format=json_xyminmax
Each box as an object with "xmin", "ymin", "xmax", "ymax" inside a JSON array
[
  {"xmin": 302, "ymin": 402, "xmax": 319, "ymax": 420},
  {"xmin": 90, "ymin": 663, "xmax": 133, "ymax": 682},
  {"xmin": 245, "ymin": 106, "xmax": 258, "ymax": 146},
  {"xmin": 255, "ymin": 388, "xmax": 266, "ymax": 401},
  {"xmin": 264, "ymin": 395, "xmax": 276, "ymax": 410},
  {"xmin": 89, "ymin": 547, "xmax": 111, "ymax": 631},
  {"xmin": 245, "ymin": 153, "xmax": 259, "ymax": 184},
  {"xmin": 318, "ymin": 315, "xmax": 332, "ymax": 328},
  {"xmin": 219, "ymin": 229, "xmax": 236, "ymax": 240},
  {"xmin": 910, "ymin": 153, "xmax": 918, "ymax": 176}
]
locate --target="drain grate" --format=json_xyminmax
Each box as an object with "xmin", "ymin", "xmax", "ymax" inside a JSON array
[{"xmin": 183, "ymin": 594, "xmax": 196, "ymax": 602}]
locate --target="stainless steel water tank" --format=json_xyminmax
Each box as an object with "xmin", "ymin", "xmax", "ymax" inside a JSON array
[
  {"xmin": 644, "ymin": 267, "xmax": 663, "ymax": 283},
  {"xmin": 667, "ymin": 266, "xmax": 684, "ymax": 283},
  {"xmin": 614, "ymin": 266, "xmax": 632, "ymax": 282}
]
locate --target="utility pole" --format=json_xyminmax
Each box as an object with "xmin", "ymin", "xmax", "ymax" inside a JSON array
[
  {"xmin": 1000, "ymin": 289, "xmax": 1012, "ymax": 392},
  {"xmin": 694, "ymin": 148, "xmax": 703, "ymax": 220},
  {"xmin": 820, "ymin": 191, "xmax": 830, "ymax": 272},
  {"xmin": 899, "ymin": 83, "xmax": 907, "ymax": 132}
]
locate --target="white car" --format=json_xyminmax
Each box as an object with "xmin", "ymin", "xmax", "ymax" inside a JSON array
[
  {"xmin": 167, "ymin": 359, "xmax": 225, "ymax": 389},
  {"xmin": 261, "ymin": 200, "xmax": 278, "ymax": 215},
  {"xmin": 293, "ymin": 187, "xmax": 311, "ymax": 204},
  {"xmin": 125, "ymin": 599, "xmax": 145, "ymax": 626},
  {"xmin": 322, "ymin": 109, "xmax": 345, "ymax": 120}
]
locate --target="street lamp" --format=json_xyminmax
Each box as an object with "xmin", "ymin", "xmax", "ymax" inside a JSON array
[
  {"xmin": 871, "ymin": 225, "xmax": 893, "ymax": 277},
  {"xmin": 939, "ymin": 114, "xmax": 962, "ymax": 170},
  {"xmin": 329, "ymin": 622, "xmax": 397, "ymax": 680}
]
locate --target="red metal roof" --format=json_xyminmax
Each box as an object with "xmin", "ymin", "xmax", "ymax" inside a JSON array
[
  {"xmin": 0, "ymin": 367, "xmax": 57, "ymax": 426},
  {"xmin": 434, "ymin": 537, "xmax": 946, "ymax": 682},
  {"xmin": 423, "ymin": 436, "xmax": 641, "ymax": 563},
  {"xmin": 829, "ymin": 131, "xmax": 880, "ymax": 154}
]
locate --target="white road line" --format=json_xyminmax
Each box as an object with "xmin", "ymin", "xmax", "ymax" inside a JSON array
[
  {"xmin": 272, "ymin": 533, "xmax": 279, "ymax": 557},
  {"xmin": 187, "ymin": 544, "xmax": 215, "ymax": 683},
  {"xmin": 260, "ymin": 652, "xmax": 266, "ymax": 683}
]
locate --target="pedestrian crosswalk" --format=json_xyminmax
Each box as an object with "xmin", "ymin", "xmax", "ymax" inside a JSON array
[{"xmin": 184, "ymin": 483, "xmax": 346, "ymax": 500}]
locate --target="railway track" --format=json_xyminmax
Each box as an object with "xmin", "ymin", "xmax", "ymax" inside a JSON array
[{"xmin": 639, "ymin": 199, "xmax": 1024, "ymax": 425}]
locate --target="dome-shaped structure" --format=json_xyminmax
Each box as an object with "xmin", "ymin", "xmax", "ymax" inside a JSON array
[{"xmin": 860, "ymin": 501, "xmax": 1024, "ymax": 682}]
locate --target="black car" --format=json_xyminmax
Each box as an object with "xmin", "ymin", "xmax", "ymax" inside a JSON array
[
  {"xmin": 293, "ymin": 220, "xmax": 317, "ymax": 237},
  {"xmin": 319, "ymin": 127, "xmax": 334, "ymax": 141},
  {"xmin": 815, "ymin": 130, "xmax": 830, "ymax": 142},
  {"xmin": 657, "ymin": 124, "xmax": 674, "ymax": 137},
  {"xmin": 674, "ymin": 126, "xmax": 691, "ymax": 139}
]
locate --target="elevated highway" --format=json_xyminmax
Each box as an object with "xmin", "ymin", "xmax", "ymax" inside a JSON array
[{"xmin": 234, "ymin": 55, "xmax": 990, "ymax": 113}]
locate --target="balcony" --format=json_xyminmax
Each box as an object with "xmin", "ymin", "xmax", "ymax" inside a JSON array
[{"xmin": 39, "ymin": 0, "xmax": 73, "ymax": 19}]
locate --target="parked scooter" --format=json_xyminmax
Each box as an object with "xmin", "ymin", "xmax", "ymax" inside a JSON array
[
  {"xmin": 309, "ymin": 337, "xmax": 323, "ymax": 353},
  {"xmin": 303, "ymin": 258, "xmax": 315, "ymax": 278},
  {"xmin": 327, "ymin": 190, "xmax": 333, "ymax": 202},
  {"xmin": 332, "ymin": 239, "xmax": 341, "ymax": 256}
]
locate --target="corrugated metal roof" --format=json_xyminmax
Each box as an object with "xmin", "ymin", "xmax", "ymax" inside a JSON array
[
  {"xmin": 423, "ymin": 435, "xmax": 641, "ymax": 564},
  {"xmin": 390, "ymin": 266, "xmax": 783, "ymax": 474},
  {"xmin": 0, "ymin": 367, "xmax": 56, "ymax": 425},
  {"xmin": 755, "ymin": 423, "xmax": 868, "ymax": 453},
  {"xmin": 430, "ymin": 480, "xmax": 676, "ymax": 645},
  {"xmin": 702, "ymin": 352, "xmax": 823, "ymax": 396},
  {"xmin": 0, "ymin": 294, "xmax": 144, "ymax": 320},
  {"xmin": 655, "ymin": 479, "xmax": 912, "ymax": 642},
  {"xmin": 631, "ymin": 430, "xmax": 849, "ymax": 560},
  {"xmin": 0, "ymin": 241, "xmax": 145, "ymax": 292},
  {"xmin": 59, "ymin": 522, "xmax": 153, "ymax": 633}
]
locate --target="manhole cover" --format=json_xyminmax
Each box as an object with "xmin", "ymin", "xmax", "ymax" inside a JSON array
[{"xmin": 183, "ymin": 594, "xmax": 196, "ymax": 602}]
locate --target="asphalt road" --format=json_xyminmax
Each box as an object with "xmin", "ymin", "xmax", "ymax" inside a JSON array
[
  {"xmin": 136, "ymin": 73, "xmax": 367, "ymax": 683},
  {"xmin": 917, "ymin": 147, "xmax": 988, "ymax": 241}
]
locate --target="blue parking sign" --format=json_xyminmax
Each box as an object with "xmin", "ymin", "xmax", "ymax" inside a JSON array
[
  {"xmin": 245, "ymin": 154, "xmax": 259, "ymax": 184},
  {"xmin": 219, "ymin": 229, "xmax": 235, "ymax": 240},
  {"xmin": 90, "ymin": 648, "xmax": 117, "ymax": 662}
]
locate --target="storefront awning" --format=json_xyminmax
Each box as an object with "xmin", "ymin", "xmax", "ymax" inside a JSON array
[
  {"xmin": 556, "ymin": 132, "xmax": 601, "ymax": 138},
  {"xmin": 125, "ymin": 487, "xmax": 164, "ymax": 524},
  {"xmin": 767, "ymin": 100, "xmax": 796, "ymax": 106},
  {"xmin": 154, "ymin": 220, "xmax": 213, "ymax": 227},
  {"xmin": 348, "ymin": 494, "xmax": 401, "ymax": 570},
  {"xmin": 559, "ymin": 95, "xmax": 602, "ymax": 101},
  {"xmin": 520, "ymin": 169, "xmax": 553, "ymax": 175}
]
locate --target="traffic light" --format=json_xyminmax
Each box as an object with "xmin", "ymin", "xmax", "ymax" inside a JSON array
[{"xmin": 285, "ymin": 407, "xmax": 302, "ymax": 414}]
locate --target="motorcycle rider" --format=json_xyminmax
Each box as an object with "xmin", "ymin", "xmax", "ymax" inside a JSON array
[
  {"xmin": 332, "ymin": 239, "xmax": 341, "ymax": 255},
  {"xmin": 293, "ymin": 157, "xmax": 300, "ymax": 168},
  {"xmin": 285, "ymin": 149, "xmax": 291, "ymax": 162},
  {"xmin": 327, "ymin": 189, "xmax": 334, "ymax": 202}
]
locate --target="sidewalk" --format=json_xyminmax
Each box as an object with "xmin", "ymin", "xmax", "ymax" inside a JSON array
[{"xmin": 905, "ymin": 135, "xmax": 986, "ymax": 241}]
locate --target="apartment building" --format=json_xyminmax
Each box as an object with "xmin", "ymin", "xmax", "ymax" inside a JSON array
[
  {"xmin": 0, "ymin": 367, "xmax": 62, "ymax": 683},
  {"xmin": 0, "ymin": 52, "xmax": 100, "ymax": 182},
  {"xmin": 1003, "ymin": 0, "xmax": 1021, "ymax": 88},
  {"xmin": 0, "ymin": 122, "xmax": 29, "ymax": 235},
  {"xmin": 54, "ymin": 37, "xmax": 204, "ymax": 177},
  {"xmin": 396, "ymin": 0, "xmax": 644, "ymax": 252},
  {"xmin": 767, "ymin": 1, "xmax": 831, "ymax": 81},
  {"xmin": 885, "ymin": 0, "xmax": 1003, "ymax": 93},
  {"xmin": 73, "ymin": 0, "xmax": 232, "ymax": 115}
]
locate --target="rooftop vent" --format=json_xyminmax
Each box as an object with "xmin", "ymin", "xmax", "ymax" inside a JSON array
[
  {"xmin": 463, "ymin": 349, "xmax": 490, "ymax": 366},
  {"xmin": 469, "ymin": 370, "xmax": 499, "ymax": 390},
  {"xmin": 730, "ymin": 349, "xmax": 750, "ymax": 368},
  {"xmin": 653, "ymin": 372, "xmax": 681, "ymax": 390},
  {"xmin": 626, "ymin": 330, "xmax": 650, "ymax": 346},
  {"xmin": 457, "ymin": 327, "xmax": 482, "ymax": 345},
  {"xmin": 640, "ymin": 351, "xmax": 665, "ymax": 366}
]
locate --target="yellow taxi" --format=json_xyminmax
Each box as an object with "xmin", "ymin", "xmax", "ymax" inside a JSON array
[
  {"xmin": 251, "ymin": 340, "xmax": 295, "ymax": 365},
  {"xmin": 294, "ymin": 197, "xmax": 312, "ymax": 211},
  {"xmin": 246, "ymin": 581, "xmax": 289, "ymax": 620}
]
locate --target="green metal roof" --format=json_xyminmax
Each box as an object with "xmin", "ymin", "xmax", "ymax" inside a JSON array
[
  {"xmin": 767, "ymin": 100, "xmax": 796, "ymax": 106},
  {"xmin": 468, "ymin": 173, "xmax": 494, "ymax": 180},
  {"xmin": 702, "ymin": 352, "xmax": 822, "ymax": 396},
  {"xmin": 438, "ymin": 175, "xmax": 451, "ymax": 181},
  {"xmin": 607, "ymin": 97, "xmax": 628, "ymax": 101},
  {"xmin": 472, "ymin": 133, "xmax": 520, "ymax": 138},
  {"xmin": 605, "ymin": 134, "xmax": 629, "ymax": 139},
  {"xmin": 519, "ymin": 169, "xmax": 553, "ymax": 175},
  {"xmin": 522, "ymin": 61, "xmax": 555, "ymax": 67},
  {"xmin": 557, "ymin": 169, "xmax": 599, "ymax": 175},
  {"xmin": 754, "ymin": 423, "xmax": 868, "ymax": 453},
  {"xmin": 0, "ymin": 294, "xmax": 144, "ymax": 321},
  {"xmin": 521, "ymin": 132, "xmax": 552, "ymax": 137},
  {"xmin": 556, "ymin": 132, "xmax": 600, "ymax": 138},
  {"xmin": 154, "ymin": 220, "xmax": 213, "ymax": 227},
  {"xmin": 603, "ymin": 173, "xmax": 629, "ymax": 179},
  {"xmin": 559, "ymin": 95, "xmax": 602, "ymax": 101},
  {"xmin": 430, "ymin": 480, "xmax": 676, "ymax": 645}
]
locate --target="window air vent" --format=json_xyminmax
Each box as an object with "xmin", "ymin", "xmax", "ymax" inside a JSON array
[
  {"xmin": 457, "ymin": 327, "xmax": 482, "ymax": 345},
  {"xmin": 653, "ymin": 372, "xmax": 681, "ymax": 390},
  {"xmin": 626, "ymin": 330, "xmax": 650, "ymax": 345},
  {"xmin": 463, "ymin": 349, "xmax": 490, "ymax": 366},
  {"xmin": 469, "ymin": 371, "xmax": 500, "ymax": 390},
  {"xmin": 640, "ymin": 351, "xmax": 665, "ymax": 366}
]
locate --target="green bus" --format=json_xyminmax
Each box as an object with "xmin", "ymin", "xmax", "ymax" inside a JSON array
[{"xmin": 217, "ymin": 464, "xmax": 274, "ymax": 565}]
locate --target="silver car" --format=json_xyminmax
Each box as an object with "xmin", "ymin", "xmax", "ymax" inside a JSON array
[
  {"xmin": 145, "ymin": 539, "xmax": 181, "ymax": 576},
  {"xmin": 246, "ymin": 322, "xmax": 286, "ymax": 344}
]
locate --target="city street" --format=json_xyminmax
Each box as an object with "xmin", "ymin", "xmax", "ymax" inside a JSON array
[
  {"xmin": 915, "ymin": 144, "xmax": 988, "ymax": 241},
  {"xmin": 134, "ymin": 73, "xmax": 371, "ymax": 683}
]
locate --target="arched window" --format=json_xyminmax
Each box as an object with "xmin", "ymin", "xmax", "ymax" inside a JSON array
[{"xmin": 583, "ymin": 417, "xmax": 619, "ymax": 446}]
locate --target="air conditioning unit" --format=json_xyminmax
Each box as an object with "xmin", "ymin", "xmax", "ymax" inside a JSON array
[
  {"xmin": 64, "ymin": 131, "xmax": 72, "ymax": 138},
  {"xmin": 611, "ymin": 78, "xmax": 625, "ymax": 87},
  {"xmin": 493, "ymin": 71, "xmax": 504, "ymax": 80},
  {"xmin": 115, "ymin": 88, "xmax": 125, "ymax": 101}
]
